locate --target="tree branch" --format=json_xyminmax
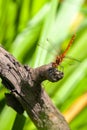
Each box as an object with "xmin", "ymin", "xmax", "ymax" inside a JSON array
[{"xmin": 0, "ymin": 47, "xmax": 70, "ymax": 130}]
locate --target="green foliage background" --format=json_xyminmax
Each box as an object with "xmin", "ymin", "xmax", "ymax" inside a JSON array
[{"xmin": 0, "ymin": 0, "xmax": 87, "ymax": 130}]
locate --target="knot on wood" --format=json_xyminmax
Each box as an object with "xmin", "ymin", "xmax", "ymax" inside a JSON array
[{"xmin": 46, "ymin": 67, "xmax": 64, "ymax": 82}]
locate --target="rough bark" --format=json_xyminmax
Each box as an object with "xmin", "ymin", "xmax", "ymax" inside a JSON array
[{"xmin": 0, "ymin": 47, "xmax": 70, "ymax": 130}]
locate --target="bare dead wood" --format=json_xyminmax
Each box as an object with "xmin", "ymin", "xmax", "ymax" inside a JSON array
[{"xmin": 0, "ymin": 47, "xmax": 70, "ymax": 130}]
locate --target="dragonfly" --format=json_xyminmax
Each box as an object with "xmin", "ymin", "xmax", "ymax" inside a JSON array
[
  {"xmin": 52, "ymin": 34, "xmax": 76, "ymax": 68},
  {"xmin": 38, "ymin": 34, "xmax": 79, "ymax": 68}
]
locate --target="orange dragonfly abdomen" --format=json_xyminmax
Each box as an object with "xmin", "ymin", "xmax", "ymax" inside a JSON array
[{"xmin": 52, "ymin": 34, "xmax": 76, "ymax": 67}]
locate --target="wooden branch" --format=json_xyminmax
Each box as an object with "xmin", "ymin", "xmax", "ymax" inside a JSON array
[{"xmin": 0, "ymin": 47, "xmax": 70, "ymax": 130}]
